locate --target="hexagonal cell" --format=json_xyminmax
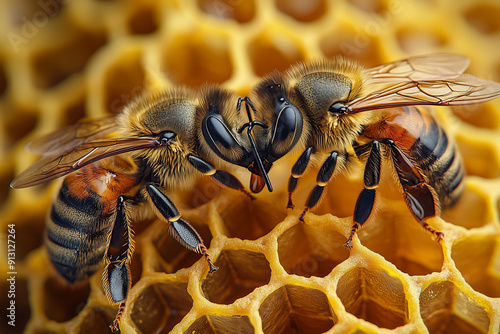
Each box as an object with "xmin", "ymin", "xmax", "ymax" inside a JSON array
[
  {"xmin": 76, "ymin": 306, "xmax": 116, "ymax": 334},
  {"xmin": 248, "ymin": 31, "xmax": 304, "ymax": 77},
  {"xmin": 451, "ymin": 236, "xmax": 500, "ymax": 298},
  {"xmin": 1, "ymin": 104, "xmax": 38, "ymax": 143},
  {"xmin": 336, "ymin": 266, "xmax": 407, "ymax": 329},
  {"xmin": 61, "ymin": 94, "xmax": 86, "ymax": 127},
  {"xmin": 127, "ymin": 4, "xmax": 158, "ymax": 35},
  {"xmin": 202, "ymin": 249, "xmax": 271, "ymax": 304},
  {"xmin": 275, "ymin": 0, "xmax": 327, "ymax": 22},
  {"xmin": 259, "ymin": 285, "xmax": 336, "ymax": 334},
  {"xmin": 218, "ymin": 195, "xmax": 286, "ymax": 240},
  {"xmin": 197, "ymin": 0, "xmax": 256, "ymax": 23},
  {"xmin": 320, "ymin": 26, "xmax": 384, "ymax": 67},
  {"xmin": 186, "ymin": 314, "xmax": 254, "ymax": 334},
  {"xmin": 420, "ymin": 281, "xmax": 490, "ymax": 334},
  {"xmin": 43, "ymin": 277, "xmax": 90, "ymax": 322},
  {"xmin": 161, "ymin": 29, "xmax": 233, "ymax": 88},
  {"xmin": 442, "ymin": 185, "xmax": 492, "ymax": 230},
  {"xmin": 31, "ymin": 25, "xmax": 106, "ymax": 89},
  {"xmin": 152, "ymin": 219, "xmax": 213, "ymax": 273},
  {"xmin": 465, "ymin": 3, "xmax": 500, "ymax": 34},
  {"xmin": 277, "ymin": 221, "xmax": 349, "ymax": 278},
  {"xmin": 357, "ymin": 207, "xmax": 444, "ymax": 276},
  {"xmin": 456, "ymin": 134, "xmax": 500, "ymax": 179},
  {"xmin": 0, "ymin": 277, "xmax": 29, "ymax": 334},
  {"xmin": 175, "ymin": 177, "xmax": 222, "ymax": 210},
  {"xmin": 313, "ymin": 173, "xmax": 364, "ymax": 219},
  {"xmin": 103, "ymin": 48, "xmax": 145, "ymax": 114},
  {"xmin": 131, "ymin": 281, "xmax": 193, "ymax": 333},
  {"xmin": 452, "ymin": 104, "xmax": 500, "ymax": 130}
]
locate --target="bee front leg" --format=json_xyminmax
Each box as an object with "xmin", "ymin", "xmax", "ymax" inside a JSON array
[
  {"xmin": 187, "ymin": 154, "xmax": 255, "ymax": 200},
  {"xmin": 345, "ymin": 141, "xmax": 381, "ymax": 249},
  {"xmin": 287, "ymin": 146, "xmax": 314, "ymax": 209},
  {"xmin": 144, "ymin": 183, "xmax": 218, "ymax": 273},
  {"xmin": 386, "ymin": 140, "xmax": 443, "ymax": 241},
  {"xmin": 102, "ymin": 196, "xmax": 134, "ymax": 332},
  {"xmin": 299, "ymin": 150, "xmax": 339, "ymax": 221}
]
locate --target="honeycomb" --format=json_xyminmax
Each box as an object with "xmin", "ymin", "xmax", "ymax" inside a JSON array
[{"xmin": 1, "ymin": 0, "xmax": 500, "ymax": 333}]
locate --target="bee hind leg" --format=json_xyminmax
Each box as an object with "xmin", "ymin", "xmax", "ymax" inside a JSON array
[
  {"xmin": 386, "ymin": 140, "xmax": 443, "ymax": 241},
  {"xmin": 102, "ymin": 196, "xmax": 134, "ymax": 332},
  {"xmin": 404, "ymin": 183, "xmax": 444, "ymax": 241},
  {"xmin": 144, "ymin": 183, "xmax": 218, "ymax": 273}
]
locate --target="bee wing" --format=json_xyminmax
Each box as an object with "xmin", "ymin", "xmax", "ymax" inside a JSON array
[
  {"xmin": 346, "ymin": 74, "xmax": 500, "ymax": 113},
  {"xmin": 25, "ymin": 116, "xmax": 120, "ymax": 155},
  {"xmin": 368, "ymin": 54, "xmax": 470, "ymax": 83},
  {"xmin": 11, "ymin": 138, "xmax": 158, "ymax": 188}
]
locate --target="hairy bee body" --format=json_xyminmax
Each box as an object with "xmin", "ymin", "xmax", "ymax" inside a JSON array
[
  {"xmin": 11, "ymin": 86, "xmax": 264, "ymax": 331},
  {"xmin": 246, "ymin": 53, "xmax": 500, "ymax": 248},
  {"xmin": 46, "ymin": 160, "xmax": 139, "ymax": 283}
]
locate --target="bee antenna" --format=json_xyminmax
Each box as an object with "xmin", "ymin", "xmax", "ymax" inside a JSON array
[
  {"xmin": 242, "ymin": 97, "xmax": 273, "ymax": 192},
  {"xmin": 236, "ymin": 97, "xmax": 244, "ymax": 111}
]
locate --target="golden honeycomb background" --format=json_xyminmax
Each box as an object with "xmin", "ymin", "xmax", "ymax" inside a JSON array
[{"xmin": 1, "ymin": 0, "xmax": 500, "ymax": 333}]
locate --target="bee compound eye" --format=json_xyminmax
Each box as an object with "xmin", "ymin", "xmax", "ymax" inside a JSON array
[
  {"xmin": 270, "ymin": 104, "xmax": 302, "ymax": 159},
  {"xmin": 159, "ymin": 131, "xmax": 176, "ymax": 145},
  {"xmin": 328, "ymin": 101, "xmax": 347, "ymax": 115},
  {"xmin": 202, "ymin": 115, "xmax": 244, "ymax": 165}
]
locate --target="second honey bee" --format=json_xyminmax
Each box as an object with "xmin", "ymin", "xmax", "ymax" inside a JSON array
[
  {"xmin": 10, "ymin": 86, "xmax": 268, "ymax": 331},
  {"xmin": 246, "ymin": 54, "xmax": 500, "ymax": 247}
]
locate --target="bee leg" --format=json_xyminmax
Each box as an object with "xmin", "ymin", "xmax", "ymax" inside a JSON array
[
  {"xmin": 288, "ymin": 146, "xmax": 314, "ymax": 209},
  {"xmin": 345, "ymin": 141, "xmax": 381, "ymax": 249},
  {"xmin": 386, "ymin": 140, "xmax": 443, "ymax": 241},
  {"xmin": 299, "ymin": 150, "xmax": 339, "ymax": 221},
  {"xmin": 144, "ymin": 183, "xmax": 218, "ymax": 273},
  {"xmin": 102, "ymin": 196, "xmax": 134, "ymax": 332},
  {"xmin": 187, "ymin": 154, "xmax": 255, "ymax": 200}
]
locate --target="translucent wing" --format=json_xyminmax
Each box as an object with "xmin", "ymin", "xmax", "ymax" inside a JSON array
[
  {"xmin": 367, "ymin": 53, "xmax": 470, "ymax": 83},
  {"xmin": 11, "ymin": 138, "xmax": 158, "ymax": 188},
  {"xmin": 346, "ymin": 73, "xmax": 500, "ymax": 113},
  {"xmin": 26, "ymin": 116, "xmax": 120, "ymax": 156}
]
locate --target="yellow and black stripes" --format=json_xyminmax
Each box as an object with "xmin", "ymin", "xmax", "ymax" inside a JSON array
[
  {"xmin": 403, "ymin": 106, "xmax": 464, "ymax": 207},
  {"xmin": 46, "ymin": 182, "xmax": 113, "ymax": 283}
]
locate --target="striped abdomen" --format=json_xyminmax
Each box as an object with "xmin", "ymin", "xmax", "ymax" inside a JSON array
[
  {"xmin": 363, "ymin": 106, "xmax": 464, "ymax": 207},
  {"xmin": 45, "ymin": 162, "xmax": 138, "ymax": 283}
]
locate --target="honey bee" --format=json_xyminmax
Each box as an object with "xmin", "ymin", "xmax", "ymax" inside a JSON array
[
  {"xmin": 10, "ymin": 86, "xmax": 268, "ymax": 331},
  {"xmin": 247, "ymin": 54, "xmax": 500, "ymax": 247}
]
